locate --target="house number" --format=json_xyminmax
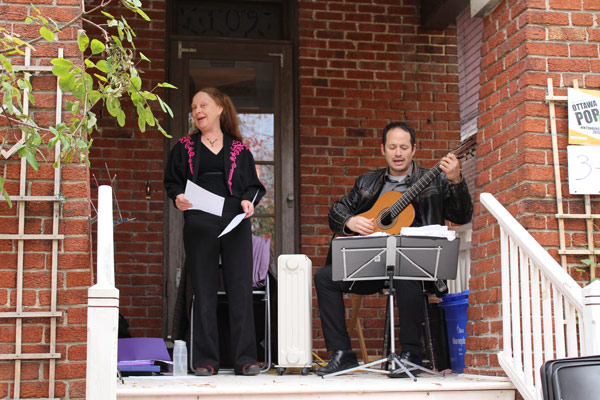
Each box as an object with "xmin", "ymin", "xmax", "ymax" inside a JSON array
[{"xmin": 178, "ymin": 4, "xmax": 281, "ymax": 39}]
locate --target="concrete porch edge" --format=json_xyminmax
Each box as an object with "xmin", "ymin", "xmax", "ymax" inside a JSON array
[{"xmin": 117, "ymin": 372, "xmax": 516, "ymax": 399}]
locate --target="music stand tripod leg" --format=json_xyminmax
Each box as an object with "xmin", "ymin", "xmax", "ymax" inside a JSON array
[{"xmin": 324, "ymin": 265, "xmax": 419, "ymax": 380}]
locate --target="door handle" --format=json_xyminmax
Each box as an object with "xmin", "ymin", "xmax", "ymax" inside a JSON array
[
  {"xmin": 178, "ymin": 41, "xmax": 197, "ymax": 59},
  {"xmin": 287, "ymin": 193, "xmax": 294, "ymax": 208}
]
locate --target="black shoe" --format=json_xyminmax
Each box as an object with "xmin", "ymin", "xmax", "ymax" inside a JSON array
[
  {"xmin": 194, "ymin": 365, "xmax": 218, "ymax": 376},
  {"xmin": 315, "ymin": 350, "xmax": 359, "ymax": 376},
  {"xmin": 234, "ymin": 363, "xmax": 260, "ymax": 376},
  {"xmin": 388, "ymin": 351, "xmax": 423, "ymax": 378}
]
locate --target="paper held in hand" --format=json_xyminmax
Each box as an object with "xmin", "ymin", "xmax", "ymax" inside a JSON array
[
  {"xmin": 218, "ymin": 190, "xmax": 259, "ymax": 238},
  {"xmin": 184, "ymin": 179, "xmax": 225, "ymax": 216}
]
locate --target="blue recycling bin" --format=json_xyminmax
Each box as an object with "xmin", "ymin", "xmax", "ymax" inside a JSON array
[{"xmin": 439, "ymin": 290, "xmax": 470, "ymax": 373}]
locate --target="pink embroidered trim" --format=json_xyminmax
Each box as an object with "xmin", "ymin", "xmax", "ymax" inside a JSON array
[
  {"xmin": 179, "ymin": 136, "xmax": 195, "ymax": 175},
  {"xmin": 227, "ymin": 140, "xmax": 248, "ymax": 195}
]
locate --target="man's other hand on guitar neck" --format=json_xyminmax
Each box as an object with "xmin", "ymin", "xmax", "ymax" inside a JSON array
[
  {"xmin": 440, "ymin": 153, "xmax": 463, "ymax": 184},
  {"xmin": 345, "ymin": 216, "xmax": 375, "ymax": 236}
]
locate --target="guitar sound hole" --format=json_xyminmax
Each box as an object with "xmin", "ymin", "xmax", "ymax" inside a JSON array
[{"xmin": 379, "ymin": 211, "xmax": 394, "ymax": 227}]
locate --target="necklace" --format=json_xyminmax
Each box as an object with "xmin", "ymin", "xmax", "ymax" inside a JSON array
[{"xmin": 205, "ymin": 137, "xmax": 218, "ymax": 147}]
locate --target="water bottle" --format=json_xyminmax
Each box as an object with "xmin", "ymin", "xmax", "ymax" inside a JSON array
[{"xmin": 172, "ymin": 340, "xmax": 188, "ymax": 376}]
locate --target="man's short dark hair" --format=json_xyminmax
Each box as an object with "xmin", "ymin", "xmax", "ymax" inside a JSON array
[{"xmin": 382, "ymin": 122, "xmax": 416, "ymax": 148}]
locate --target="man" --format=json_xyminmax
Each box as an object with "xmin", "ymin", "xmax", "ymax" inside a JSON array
[{"xmin": 314, "ymin": 121, "xmax": 473, "ymax": 376}]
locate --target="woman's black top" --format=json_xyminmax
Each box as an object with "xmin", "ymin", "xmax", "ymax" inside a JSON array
[
  {"xmin": 197, "ymin": 143, "xmax": 240, "ymax": 213},
  {"xmin": 164, "ymin": 132, "xmax": 266, "ymax": 217}
]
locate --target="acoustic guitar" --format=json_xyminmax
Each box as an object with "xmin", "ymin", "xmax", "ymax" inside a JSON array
[{"xmin": 357, "ymin": 139, "xmax": 476, "ymax": 234}]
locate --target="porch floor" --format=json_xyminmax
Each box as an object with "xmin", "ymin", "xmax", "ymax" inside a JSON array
[{"xmin": 116, "ymin": 369, "xmax": 516, "ymax": 399}]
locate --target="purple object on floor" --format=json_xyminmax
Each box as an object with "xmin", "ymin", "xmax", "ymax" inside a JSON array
[{"xmin": 117, "ymin": 338, "xmax": 171, "ymax": 363}]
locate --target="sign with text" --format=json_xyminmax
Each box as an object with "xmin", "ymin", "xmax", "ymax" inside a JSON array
[
  {"xmin": 567, "ymin": 145, "xmax": 600, "ymax": 194},
  {"xmin": 568, "ymin": 88, "xmax": 600, "ymax": 145}
]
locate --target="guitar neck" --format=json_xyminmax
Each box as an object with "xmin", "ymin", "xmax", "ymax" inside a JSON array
[{"xmin": 390, "ymin": 163, "xmax": 442, "ymax": 216}]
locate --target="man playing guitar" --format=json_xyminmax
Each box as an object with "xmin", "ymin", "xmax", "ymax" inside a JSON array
[{"xmin": 315, "ymin": 121, "xmax": 473, "ymax": 377}]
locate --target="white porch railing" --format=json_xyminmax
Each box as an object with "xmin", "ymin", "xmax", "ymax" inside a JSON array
[
  {"xmin": 480, "ymin": 192, "xmax": 600, "ymax": 400},
  {"xmin": 449, "ymin": 222, "xmax": 472, "ymax": 294},
  {"xmin": 86, "ymin": 186, "xmax": 119, "ymax": 400}
]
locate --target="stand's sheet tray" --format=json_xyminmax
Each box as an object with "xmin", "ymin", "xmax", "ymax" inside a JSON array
[{"xmin": 332, "ymin": 235, "xmax": 460, "ymax": 281}]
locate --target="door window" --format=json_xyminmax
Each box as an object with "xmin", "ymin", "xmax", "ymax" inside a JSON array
[{"xmin": 239, "ymin": 113, "xmax": 275, "ymax": 238}]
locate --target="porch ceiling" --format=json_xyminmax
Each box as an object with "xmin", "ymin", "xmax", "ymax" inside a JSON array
[{"xmin": 420, "ymin": 0, "xmax": 470, "ymax": 29}]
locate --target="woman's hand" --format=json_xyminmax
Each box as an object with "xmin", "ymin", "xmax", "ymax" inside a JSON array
[
  {"xmin": 241, "ymin": 200, "xmax": 254, "ymax": 218},
  {"xmin": 175, "ymin": 193, "xmax": 192, "ymax": 211}
]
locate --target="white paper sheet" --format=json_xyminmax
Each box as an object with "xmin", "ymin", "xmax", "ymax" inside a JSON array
[
  {"xmin": 218, "ymin": 190, "xmax": 259, "ymax": 238},
  {"xmin": 218, "ymin": 213, "xmax": 246, "ymax": 238},
  {"xmin": 335, "ymin": 231, "xmax": 390, "ymax": 239},
  {"xmin": 184, "ymin": 179, "xmax": 224, "ymax": 216},
  {"xmin": 400, "ymin": 224, "xmax": 456, "ymax": 240}
]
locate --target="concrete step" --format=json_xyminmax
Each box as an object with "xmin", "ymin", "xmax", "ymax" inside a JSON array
[{"xmin": 117, "ymin": 371, "xmax": 516, "ymax": 400}]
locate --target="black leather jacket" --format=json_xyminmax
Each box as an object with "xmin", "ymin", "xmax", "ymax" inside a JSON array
[{"xmin": 329, "ymin": 164, "xmax": 473, "ymax": 235}]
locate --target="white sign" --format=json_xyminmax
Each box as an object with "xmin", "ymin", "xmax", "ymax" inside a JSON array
[
  {"xmin": 568, "ymin": 88, "xmax": 600, "ymax": 145},
  {"xmin": 567, "ymin": 145, "xmax": 600, "ymax": 194}
]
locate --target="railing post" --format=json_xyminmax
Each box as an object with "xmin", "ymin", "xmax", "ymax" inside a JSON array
[
  {"xmin": 582, "ymin": 280, "xmax": 600, "ymax": 356},
  {"xmin": 86, "ymin": 186, "xmax": 119, "ymax": 400}
]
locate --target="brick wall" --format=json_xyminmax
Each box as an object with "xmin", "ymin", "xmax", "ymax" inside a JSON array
[
  {"xmin": 0, "ymin": 1, "xmax": 90, "ymax": 398},
  {"xmin": 297, "ymin": 0, "xmax": 462, "ymax": 357},
  {"xmin": 470, "ymin": 0, "xmax": 600, "ymax": 376},
  {"xmin": 88, "ymin": 0, "xmax": 167, "ymax": 338}
]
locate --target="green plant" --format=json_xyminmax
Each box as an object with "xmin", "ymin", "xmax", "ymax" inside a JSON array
[
  {"xmin": 573, "ymin": 223, "xmax": 600, "ymax": 283},
  {"xmin": 0, "ymin": 0, "xmax": 176, "ymax": 205}
]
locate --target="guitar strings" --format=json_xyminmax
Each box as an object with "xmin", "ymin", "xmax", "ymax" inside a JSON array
[{"xmin": 376, "ymin": 164, "xmax": 442, "ymax": 227}]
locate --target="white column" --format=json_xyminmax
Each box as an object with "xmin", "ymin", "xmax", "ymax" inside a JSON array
[
  {"xmin": 582, "ymin": 279, "xmax": 600, "ymax": 356},
  {"xmin": 86, "ymin": 186, "xmax": 119, "ymax": 400}
]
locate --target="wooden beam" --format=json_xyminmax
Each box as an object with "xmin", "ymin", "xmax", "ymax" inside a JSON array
[{"xmin": 421, "ymin": 0, "xmax": 469, "ymax": 30}]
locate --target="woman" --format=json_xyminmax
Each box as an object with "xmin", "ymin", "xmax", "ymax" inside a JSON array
[{"xmin": 164, "ymin": 88, "xmax": 265, "ymax": 376}]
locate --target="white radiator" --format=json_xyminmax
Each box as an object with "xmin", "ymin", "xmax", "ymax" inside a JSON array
[{"xmin": 277, "ymin": 254, "xmax": 313, "ymax": 369}]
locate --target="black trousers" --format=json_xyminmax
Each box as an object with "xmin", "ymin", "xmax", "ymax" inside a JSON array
[
  {"xmin": 314, "ymin": 264, "xmax": 425, "ymax": 354},
  {"xmin": 184, "ymin": 212, "xmax": 256, "ymax": 371}
]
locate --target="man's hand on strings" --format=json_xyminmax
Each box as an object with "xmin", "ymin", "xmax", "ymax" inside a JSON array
[{"xmin": 346, "ymin": 216, "xmax": 375, "ymax": 236}]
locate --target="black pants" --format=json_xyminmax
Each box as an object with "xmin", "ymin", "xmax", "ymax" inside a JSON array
[
  {"xmin": 184, "ymin": 212, "xmax": 256, "ymax": 371},
  {"xmin": 314, "ymin": 264, "xmax": 424, "ymax": 354}
]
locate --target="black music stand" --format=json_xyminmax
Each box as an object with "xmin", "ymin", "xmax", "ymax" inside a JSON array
[{"xmin": 324, "ymin": 235, "xmax": 459, "ymax": 380}]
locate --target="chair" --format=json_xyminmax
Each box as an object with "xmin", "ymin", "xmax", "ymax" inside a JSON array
[
  {"xmin": 541, "ymin": 356, "xmax": 600, "ymax": 400},
  {"xmin": 349, "ymin": 294, "xmax": 376, "ymax": 363},
  {"xmin": 553, "ymin": 362, "xmax": 600, "ymax": 400}
]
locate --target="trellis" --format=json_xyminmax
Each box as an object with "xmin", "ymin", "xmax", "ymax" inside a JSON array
[
  {"xmin": 0, "ymin": 47, "xmax": 64, "ymax": 400},
  {"xmin": 546, "ymin": 78, "xmax": 599, "ymax": 280}
]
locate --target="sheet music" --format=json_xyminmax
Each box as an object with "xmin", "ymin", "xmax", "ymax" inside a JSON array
[
  {"xmin": 184, "ymin": 180, "xmax": 224, "ymax": 216},
  {"xmin": 400, "ymin": 224, "xmax": 456, "ymax": 240},
  {"xmin": 335, "ymin": 232, "xmax": 389, "ymax": 239},
  {"xmin": 218, "ymin": 190, "xmax": 259, "ymax": 238}
]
